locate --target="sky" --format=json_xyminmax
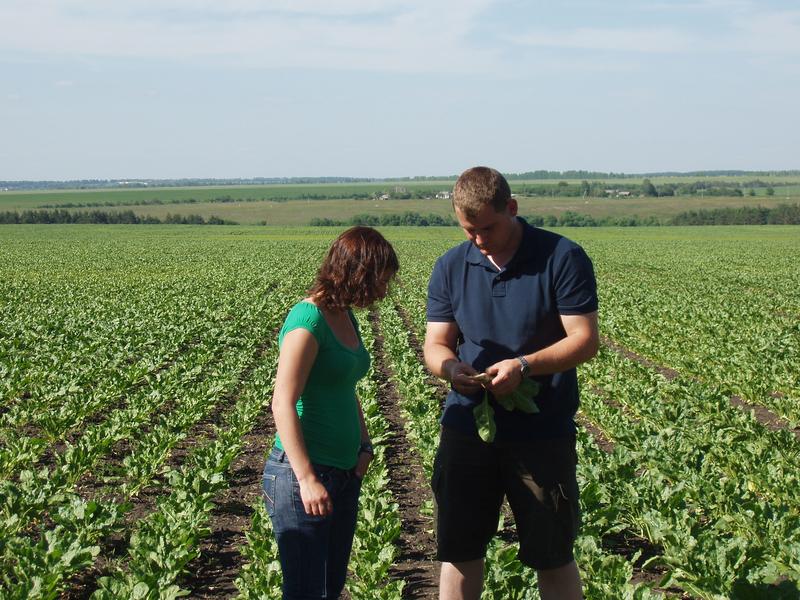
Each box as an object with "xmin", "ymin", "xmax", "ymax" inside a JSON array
[{"xmin": 1, "ymin": 0, "xmax": 798, "ymax": 180}]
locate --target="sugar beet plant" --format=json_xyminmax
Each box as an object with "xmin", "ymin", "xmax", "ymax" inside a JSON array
[{"xmin": 1, "ymin": 225, "xmax": 799, "ymax": 598}]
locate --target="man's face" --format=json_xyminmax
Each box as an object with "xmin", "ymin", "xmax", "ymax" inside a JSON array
[{"xmin": 455, "ymin": 199, "xmax": 518, "ymax": 258}]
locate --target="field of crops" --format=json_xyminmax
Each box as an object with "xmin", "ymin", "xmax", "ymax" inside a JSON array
[
  {"xmin": 1, "ymin": 224, "xmax": 799, "ymax": 599},
  {"xmin": 2, "ymin": 179, "xmax": 798, "ymax": 226}
]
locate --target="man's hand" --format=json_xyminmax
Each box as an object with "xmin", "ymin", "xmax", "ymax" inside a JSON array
[
  {"xmin": 485, "ymin": 358, "xmax": 524, "ymax": 396},
  {"xmin": 445, "ymin": 360, "xmax": 482, "ymax": 395}
]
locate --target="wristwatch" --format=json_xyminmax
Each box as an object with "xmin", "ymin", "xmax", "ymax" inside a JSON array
[
  {"xmin": 516, "ymin": 355, "xmax": 530, "ymax": 377},
  {"xmin": 359, "ymin": 441, "xmax": 374, "ymax": 456}
]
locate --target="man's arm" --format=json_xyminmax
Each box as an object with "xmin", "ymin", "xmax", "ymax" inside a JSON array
[
  {"xmin": 486, "ymin": 311, "xmax": 599, "ymax": 395},
  {"xmin": 423, "ymin": 321, "xmax": 482, "ymax": 395}
]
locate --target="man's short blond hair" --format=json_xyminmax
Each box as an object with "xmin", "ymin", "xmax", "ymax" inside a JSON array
[{"xmin": 452, "ymin": 166, "xmax": 511, "ymax": 219}]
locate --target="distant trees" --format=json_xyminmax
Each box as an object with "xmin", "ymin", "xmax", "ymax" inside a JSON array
[
  {"xmin": 305, "ymin": 205, "xmax": 800, "ymax": 228},
  {"xmin": 0, "ymin": 209, "xmax": 236, "ymax": 225},
  {"xmin": 524, "ymin": 213, "xmax": 661, "ymax": 227},
  {"xmin": 642, "ymin": 179, "xmax": 658, "ymax": 197},
  {"xmin": 310, "ymin": 212, "xmax": 456, "ymax": 227},
  {"xmin": 671, "ymin": 204, "xmax": 800, "ymax": 225},
  {"xmin": 507, "ymin": 178, "xmax": 791, "ymax": 198}
]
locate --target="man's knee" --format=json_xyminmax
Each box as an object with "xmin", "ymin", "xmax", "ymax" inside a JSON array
[
  {"xmin": 536, "ymin": 560, "xmax": 582, "ymax": 600},
  {"xmin": 440, "ymin": 560, "xmax": 485, "ymax": 600}
]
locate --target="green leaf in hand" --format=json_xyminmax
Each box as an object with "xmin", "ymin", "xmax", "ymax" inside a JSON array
[
  {"xmin": 473, "ymin": 390, "xmax": 496, "ymax": 443},
  {"xmin": 496, "ymin": 378, "xmax": 541, "ymax": 414}
]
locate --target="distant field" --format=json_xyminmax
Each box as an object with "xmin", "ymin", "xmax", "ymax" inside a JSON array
[
  {"xmin": 0, "ymin": 182, "xmax": 455, "ymax": 210},
  {"xmin": 2, "ymin": 176, "xmax": 798, "ymax": 225},
  {"xmin": 5, "ymin": 195, "xmax": 793, "ymax": 225},
  {"xmin": 2, "ymin": 176, "xmax": 798, "ymax": 209}
]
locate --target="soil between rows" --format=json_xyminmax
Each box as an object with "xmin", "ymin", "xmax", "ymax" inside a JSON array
[
  {"xmin": 600, "ymin": 335, "xmax": 800, "ymax": 440},
  {"xmin": 368, "ymin": 309, "xmax": 440, "ymax": 599}
]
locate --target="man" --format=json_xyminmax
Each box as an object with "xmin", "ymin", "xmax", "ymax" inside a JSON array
[{"xmin": 423, "ymin": 166, "xmax": 599, "ymax": 600}]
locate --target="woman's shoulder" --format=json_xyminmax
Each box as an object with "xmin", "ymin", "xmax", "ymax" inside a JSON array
[{"xmin": 281, "ymin": 300, "xmax": 327, "ymax": 340}]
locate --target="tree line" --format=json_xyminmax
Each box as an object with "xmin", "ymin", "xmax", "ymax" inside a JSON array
[
  {"xmin": 309, "ymin": 205, "xmax": 800, "ymax": 227},
  {"xmin": 526, "ymin": 204, "xmax": 800, "ymax": 226},
  {"xmin": 0, "ymin": 209, "xmax": 236, "ymax": 225},
  {"xmin": 514, "ymin": 179, "xmax": 786, "ymax": 198},
  {"xmin": 310, "ymin": 212, "xmax": 457, "ymax": 227},
  {"xmin": 670, "ymin": 204, "xmax": 800, "ymax": 225},
  {"xmin": 4, "ymin": 205, "xmax": 797, "ymax": 227}
]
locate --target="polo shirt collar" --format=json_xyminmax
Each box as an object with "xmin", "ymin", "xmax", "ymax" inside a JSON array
[
  {"xmin": 464, "ymin": 217, "xmax": 536, "ymax": 270},
  {"xmin": 465, "ymin": 240, "xmax": 487, "ymax": 266}
]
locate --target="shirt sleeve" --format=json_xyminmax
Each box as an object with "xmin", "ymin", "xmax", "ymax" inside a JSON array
[
  {"xmin": 554, "ymin": 246, "xmax": 599, "ymax": 315},
  {"xmin": 280, "ymin": 303, "xmax": 327, "ymax": 346},
  {"xmin": 426, "ymin": 257, "xmax": 455, "ymax": 322}
]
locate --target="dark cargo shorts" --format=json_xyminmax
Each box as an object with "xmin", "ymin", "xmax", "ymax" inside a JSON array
[{"xmin": 431, "ymin": 427, "xmax": 580, "ymax": 570}]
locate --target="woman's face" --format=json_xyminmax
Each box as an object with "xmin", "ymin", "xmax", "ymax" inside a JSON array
[{"xmin": 375, "ymin": 270, "xmax": 396, "ymax": 301}]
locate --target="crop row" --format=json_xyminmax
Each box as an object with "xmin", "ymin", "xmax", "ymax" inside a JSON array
[
  {"xmin": 577, "ymin": 348, "xmax": 800, "ymax": 597},
  {"xmin": 1, "ymin": 287, "xmax": 295, "ymax": 598}
]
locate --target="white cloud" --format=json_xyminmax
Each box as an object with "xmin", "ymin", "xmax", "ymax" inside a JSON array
[
  {"xmin": 642, "ymin": 0, "xmax": 752, "ymax": 13},
  {"xmin": 1, "ymin": 1, "xmax": 797, "ymax": 75},
  {"xmin": 732, "ymin": 10, "xmax": 800, "ymax": 55},
  {"xmin": 508, "ymin": 4, "xmax": 800, "ymax": 61},
  {"xmin": 508, "ymin": 27, "xmax": 697, "ymax": 54},
  {"xmin": 0, "ymin": 0, "xmax": 500, "ymax": 73}
]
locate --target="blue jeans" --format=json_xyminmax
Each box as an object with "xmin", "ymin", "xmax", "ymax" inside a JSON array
[{"xmin": 263, "ymin": 448, "xmax": 362, "ymax": 600}]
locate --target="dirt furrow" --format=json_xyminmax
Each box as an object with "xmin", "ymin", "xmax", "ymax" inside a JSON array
[
  {"xmin": 177, "ymin": 335, "xmax": 278, "ymax": 598},
  {"xmin": 368, "ymin": 309, "xmax": 439, "ymax": 599},
  {"xmin": 600, "ymin": 335, "xmax": 800, "ymax": 440}
]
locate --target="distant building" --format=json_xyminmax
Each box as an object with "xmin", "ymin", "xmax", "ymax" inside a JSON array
[
  {"xmin": 436, "ymin": 191, "xmax": 451, "ymax": 200},
  {"xmin": 117, "ymin": 181, "xmax": 149, "ymax": 187}
]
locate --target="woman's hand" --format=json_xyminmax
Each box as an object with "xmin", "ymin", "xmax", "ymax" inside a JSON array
[
  {"xmin": 298, "ymin": 476, "xmax": 332, "ymax": 516},
  {"xmin": 354, "ymin": 451, "xmax": 373, "ymax": 479}
]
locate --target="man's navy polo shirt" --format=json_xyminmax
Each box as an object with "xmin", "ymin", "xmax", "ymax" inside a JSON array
[{"xmin": 426, "ymin": 218, "xmax": 598, "ymax": 441}]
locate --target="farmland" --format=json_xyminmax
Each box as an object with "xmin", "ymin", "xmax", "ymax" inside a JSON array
[
  {"xmin": 1, "ymin": 177, "xmax": 799, "ymax": 225},
  {"xmin": 1, "ymin": 224, "xmax": 799, "ymax": 599}
]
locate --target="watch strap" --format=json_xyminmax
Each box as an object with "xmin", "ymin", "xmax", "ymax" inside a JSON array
[{"xmin": 516, "ymin": 355, "xmax": 530, "ymax": 377}]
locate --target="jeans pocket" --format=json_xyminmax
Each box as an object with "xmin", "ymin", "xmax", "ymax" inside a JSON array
[
  {"xmin": 263, "ymin": 473, "xmax": 277, "ymax": 517},
  {"xmin": 313, "ymin": 464, "xmax": 335, "ymax": 484}
]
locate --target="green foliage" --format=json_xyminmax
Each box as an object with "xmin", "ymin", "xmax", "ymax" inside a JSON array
[
  {"xmin": 310, "ymin": 211, "xmax": 456, "ymax": 227},
  {"xmin": 474, "ymin": 380, "xmax": 540, "ymax": 443},
  {"xmin": 0, "ymin": 209, "xmax": 235, "ymax": 225},
  {"xmin": 671, "ymin": 203, "xmax": 800, "ymax": 225},
  {"xmin": 1, "ymin": 226, "xmax": 799, "ymax": 599},
  {"xmin": 473, "ymin": 392, "xmax": 497, "ymax": 443}
]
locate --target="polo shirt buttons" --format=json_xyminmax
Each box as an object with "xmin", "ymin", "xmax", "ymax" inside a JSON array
[{"xmin": 492, "ymin": 278, "xmax": 507, "ymax": 297}]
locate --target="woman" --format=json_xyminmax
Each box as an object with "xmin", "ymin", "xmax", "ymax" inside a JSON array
[{"xmin": 263, "ymin": 226, "xmax": 399, "ymax": 599}]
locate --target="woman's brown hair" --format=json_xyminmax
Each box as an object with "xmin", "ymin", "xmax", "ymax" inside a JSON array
[{"xmin": 309, "ymin": 226, "xmax": 399, "ymax": 311}]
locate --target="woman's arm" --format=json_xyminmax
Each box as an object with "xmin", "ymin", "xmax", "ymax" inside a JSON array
[
  {"xmin": 353, "ymin": 399, "xmax": 373, "ymax": 479},
  {"xmin": 271, "ymin": 328, "xmax": 333, "ymax": 516}
]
